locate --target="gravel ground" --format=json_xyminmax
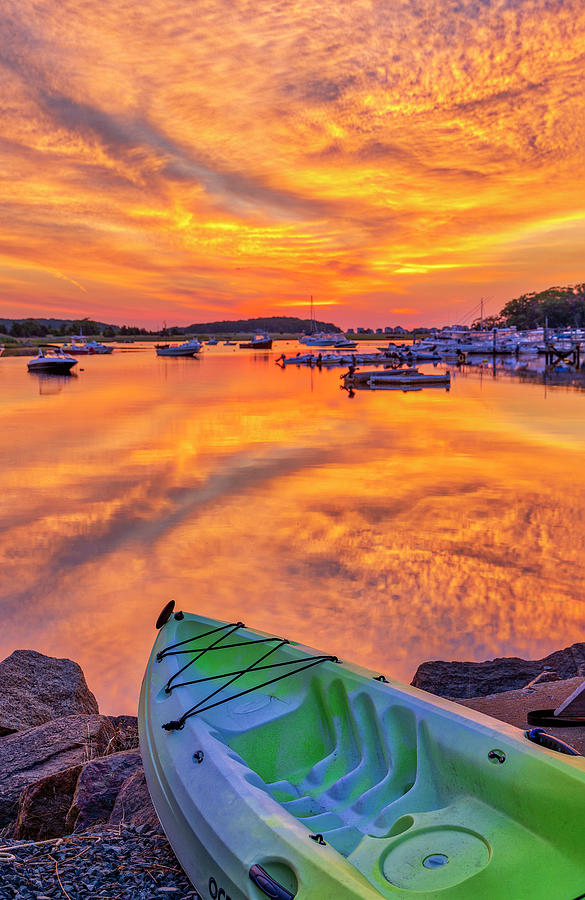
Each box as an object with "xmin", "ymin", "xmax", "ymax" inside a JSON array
[{"xmin": 0, "ymin": 824, "xmax": 201, "ymax": 899}]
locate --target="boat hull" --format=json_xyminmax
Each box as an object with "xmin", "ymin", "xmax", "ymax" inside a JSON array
[
  {"xmin": 28, "ymin": 360, "xmax": 77, "ymax": 373},
  {"xmin": 239, "ymin": 339, "xmax": 272, "ymax": 349},
  {"xmin": 140, "ymin": 612, "xmax": 585, "ymax": 900},
  {"xmin": 155, "ymin": 349, "xmax": 198, "ymax": 357}
]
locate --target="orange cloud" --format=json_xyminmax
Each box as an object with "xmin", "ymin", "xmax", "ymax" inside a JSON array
[{"xmin": 0, "ymin": 0, "xmax": 584, "ymax": 328}]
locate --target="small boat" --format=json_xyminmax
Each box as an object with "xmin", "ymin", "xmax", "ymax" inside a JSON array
[
  {"xmin": 84, "ymin": 339, "xmax": 113, "ymax": 354},
  {"xmin": 343, "ymin": 367, "xmax": 419, "ymax": 384},
  {"xmin": 0, "ymin": 345, "xmax": 4, "ymax": 357},
  {"xmin": 239, "ymin": 332, "xmax": 273, "ymax": 349},
  {"xmin": 278, "ymin": 353, "xmax": 318, "ymax": 365},
  {"xmin": 206, "ymin": 337, "xmax": 219, "ymax": 345},
  {"xmin": 155, "ymin": 339, "xmax": 202, "ymax": 357},
  {"xmin": 367, "ymin": 371, "xmax": 451, "ymax": 386},
  {"xmin": 27, "ymin": 347, "xmax": 78, "ymax": 374},
  {"xmin": 141, "ymin": 608, "xmax": 585, "ymax": 900},
  {"xmin": 345, "ymin": 369, "xmax": 450, "ymax": 387},
  {"xmin": 224, "ymin": 340, "xmax": 237, "ymax": 346},
  {"xmin": 332, "ymin": 339, "xmax": 358, "ymax": 349},
  {"xmin": 62, "ymin": 332, "xmax": 113, "ymax": 354}
]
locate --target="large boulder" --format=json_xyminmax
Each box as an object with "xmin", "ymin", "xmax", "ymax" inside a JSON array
[
  {"xmin": 13, "ymin": 765, "xmax": 83, "ymax": 840},
  {"xmin": 0, "ymin": 650, "xmax": 99, "ymax": 735},
  {"xmin": 411, "ymin": 641, "xmax": 585, "ymax": 698},
  {"xmin": 0, "ymin": 714, "xmax": 114, "ymax": 827},
  {"xmin": 66, "ymin": 748, "xmax": 142, "ymax": 832},
  {"xmin": 110, "ymin": 768, "xmax": 163, "ymax": 833}
]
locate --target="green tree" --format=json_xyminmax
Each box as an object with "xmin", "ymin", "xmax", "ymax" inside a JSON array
[
  {"xmin": 496, "ymin": 284, "xmax": 585, "ymax": 329},
  {"xmin": 68, "ymin": 318, "xmax": 101, "ymax": 336},
  {"xmin": 11, "ymin": 319, "xmax": 48, "ymax": 337}
]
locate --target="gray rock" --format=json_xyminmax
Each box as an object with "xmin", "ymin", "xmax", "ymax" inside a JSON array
[
  {"xmin": 66, "ymin": 748, "xmax": 142, "ymax": 832},
  {"xmin": 110, "ymin": 767, "xmax": 163, "ymax": 833},
  {"xmin": 105, "ymin": 715, "xmax": 139, "ymax": 752},
  {"xmin": 0, "ymin": 714, "xmax": 114, "ymax": 827},
  {"xmin": 0, "ymin": 650, "xmax": 99, "ymax": 735},
  {"xmin": 411, "ymin": 641, "xmax": 585, "ymax": 699},
  {"xmin": 13, "ymin": 765, "xmax": 83, "ymax": 840}
]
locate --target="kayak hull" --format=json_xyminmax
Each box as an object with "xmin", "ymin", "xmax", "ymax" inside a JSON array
[{"xmin": 140, "ymin": 612, "xmax": 585, "ymax": 899}]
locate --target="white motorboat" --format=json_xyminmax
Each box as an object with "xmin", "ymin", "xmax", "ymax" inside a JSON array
[
  {"xmin": 155, "ymin": 339, "xmax": 202, "ymax": 357},
  {"xmin": 300, "ymin": 332, "xmax": 344, "ymax": 346},
  {"xmin": 27, "ymin": 347, "xmax": 78, "ymax": 374},
  {"xmin": 332, "ymin": 338, "xmax": 358, "ymax": 349},
  {"xmin": 62, "ymin": 331, "xmax": 113, "ymax": 354}
]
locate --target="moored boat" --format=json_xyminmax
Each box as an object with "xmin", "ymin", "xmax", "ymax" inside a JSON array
[
  {"xmin": 342, "ymin": 367, "xmax": 419, "ymax": 384},
  {"xmin": 239, "ymin": 332, "xmax": 272, "ymax": 349},
  {"xmin": 27, "ymin": 347, "xmax": 78, "ymax": 374},
  {"xmin": 367, "ymin": 371, "xmax": 451, "ymax": 386},
  {"xmin": 140, "ymin": 608, "xmax": 585, "ymax": 900},
  {"xmin": 62, "ymin": 334, "xmax": 113, "ymax": 354},
  {"xmin": 155, "ymin": 339, "xmax": 202, "ymax": 357}
]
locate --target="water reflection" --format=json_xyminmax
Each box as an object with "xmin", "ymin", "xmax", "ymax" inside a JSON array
[
  {"xmin": 0, "ymin": 345, "xmax": 584, "ymax": 713},
  {"xmin": 29, "ymin": 372, "xmax": 78, "ymax": 395}
]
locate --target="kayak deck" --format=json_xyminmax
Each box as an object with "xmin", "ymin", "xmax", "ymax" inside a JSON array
[{"xmin": 141, "ymin": 614, "xmax": 585, "ymax": 898}]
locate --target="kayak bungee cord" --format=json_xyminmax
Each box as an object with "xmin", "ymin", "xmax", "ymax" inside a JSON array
[
  {"xmin": 160, "ymin": 622, "xmax": 246, "ymax": 692},
  {"xmin": 157, "ymin": 620, "xmax": 337, "ymax": 731}
]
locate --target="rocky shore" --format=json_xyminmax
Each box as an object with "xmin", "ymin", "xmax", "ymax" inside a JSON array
[
  {"xmin": 1, "ymin": 643, "xmax": 585, "ymax": 898},
  {"xmin": 0, "ymin": 650, "xmax": 200, "ymax": 898}
]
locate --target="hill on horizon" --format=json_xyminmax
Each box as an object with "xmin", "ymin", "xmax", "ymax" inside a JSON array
[
  {"xmin": 183, "ymin": 316, "xmax": 341, "ymax": 333},
  {"xmin": 0, "ymin": 314, "xmax": 341, "ymax": 335}
]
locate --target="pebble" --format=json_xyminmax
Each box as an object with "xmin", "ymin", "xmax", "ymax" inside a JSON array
[{"xmin": 0, "ymin": 825, "xmax": 202, "ymax": 899}]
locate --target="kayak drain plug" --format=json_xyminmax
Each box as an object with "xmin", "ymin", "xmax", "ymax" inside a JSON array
[{"xmin": 423, "ymin": 854, "xmax": 449, "ymax": 869}]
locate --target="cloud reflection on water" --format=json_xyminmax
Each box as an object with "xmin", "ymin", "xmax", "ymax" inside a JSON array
[{"xmin": 0, "ymin": 350, "xmax": 584, "ymax": 712}]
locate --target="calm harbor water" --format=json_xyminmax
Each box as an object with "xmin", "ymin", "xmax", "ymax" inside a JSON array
[{"xmin": 1, "ymin": 342, "xmax": 585, "ymax": 714}]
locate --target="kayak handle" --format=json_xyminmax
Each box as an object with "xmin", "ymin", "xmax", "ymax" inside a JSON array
[
  {"xmin": 249, "ymin": 865, "xmax": 295, "ymax": 899},
  {"xmin": 524, "ymin": 728, "xmax": 581, "ymax": 756}
]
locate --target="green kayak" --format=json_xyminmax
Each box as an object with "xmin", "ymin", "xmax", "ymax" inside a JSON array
[{"xmin": 139, "ymin": 606, "xmax": 585, "ymax": 899}]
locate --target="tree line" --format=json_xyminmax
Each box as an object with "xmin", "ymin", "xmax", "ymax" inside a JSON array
[
  {"xmin": 1, "ymin": 315, "xmax": 341, "ymax": 338},
  {"xmin": 480, "ymin": 283, "xmax": 585, "ymax": 330},
  {"xmin": 2, "ymin": 318, "xmax": 150, "ymax": 338}
]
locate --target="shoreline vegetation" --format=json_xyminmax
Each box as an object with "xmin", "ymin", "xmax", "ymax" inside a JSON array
[
  {"xmin": 1, "ymin": 644, "xmax": 585, "ymax": 897},
  {"xmin": 2, "ymin": 281, "xmax": 585, "ymax": 345}
]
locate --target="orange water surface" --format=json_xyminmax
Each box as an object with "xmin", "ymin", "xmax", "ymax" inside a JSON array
[{"xmin": 1, "ymin": 344, "xmax": 584, "ymax": 714}]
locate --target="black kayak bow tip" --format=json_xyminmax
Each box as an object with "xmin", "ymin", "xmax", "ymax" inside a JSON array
[{"xmin": 156, "ymin": 600, "xmax": 176, "ymax": 629}]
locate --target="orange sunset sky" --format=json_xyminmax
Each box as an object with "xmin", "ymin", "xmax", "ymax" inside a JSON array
[{"xmin": 1, "ymin": 0, "xmax": 584, "ymax": 329}]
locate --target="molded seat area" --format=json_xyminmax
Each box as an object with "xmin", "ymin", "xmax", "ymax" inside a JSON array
[
  {"xmin": 208, "ymin": 676, "xmax": 583, "ymax": 897},
  {"xmin": 212, "ymin": 676, "xmax": 429, "ymax": 856}
]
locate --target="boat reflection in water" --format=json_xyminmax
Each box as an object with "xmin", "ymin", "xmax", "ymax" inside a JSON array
[{"xmin": 29, "ymin": 371, "xmax": 78, "ymax": 395}]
